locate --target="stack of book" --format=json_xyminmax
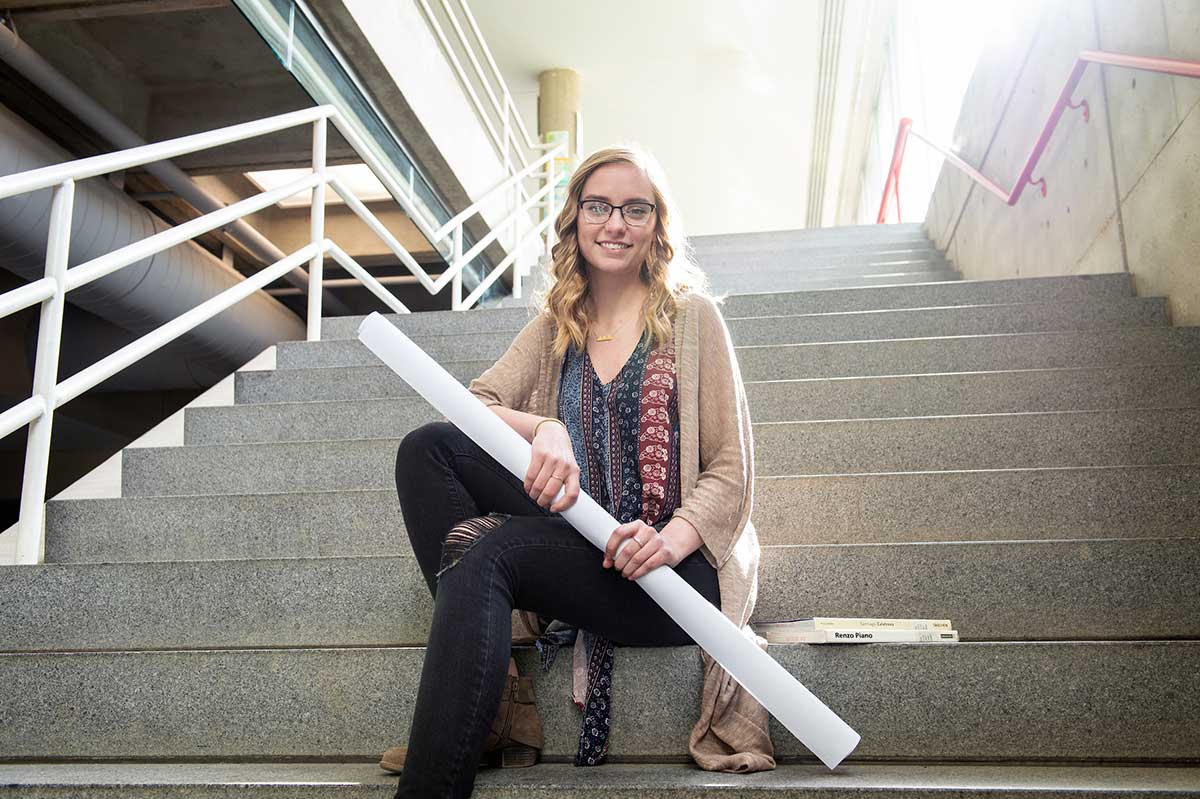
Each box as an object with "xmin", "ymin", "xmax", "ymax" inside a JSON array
[{"xmin": 753, "ymin": 616, "xmax": 959, "ymax": 644}]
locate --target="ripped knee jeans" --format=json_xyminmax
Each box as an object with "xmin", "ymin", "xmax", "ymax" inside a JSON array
[
  {"xmin": 437, "ymin": 512, "xmax": 511, "ymax": 578},
  {"xmin": 391, "ymin": 421, "xmax": 719, "ymax": 799}
]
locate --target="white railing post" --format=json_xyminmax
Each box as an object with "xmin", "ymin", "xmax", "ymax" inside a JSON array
[
  {"xmin": 307, "ymin": 117, "xmax": 327, "ymax": 341},
  {"xmin": 451, "ymin": 225, "xmax": 464, "ymax": 310},
  {"xmin": 544, "ymin": 156, "xmax": 556, "ymax": 259},
  {"xmin": 16, "ymin": 179, "xmax": 74, "ymax": 565},
  {"xmin": 502, "ymin": 96, "xmax": 513, "ymax": 252},
  {"xmin": 516, "ymin": 176, "xmax": 528, "ymax": 285},
  {"xmin": 511, "ymin": 212, "xmax": 523, "ymax": 300}
]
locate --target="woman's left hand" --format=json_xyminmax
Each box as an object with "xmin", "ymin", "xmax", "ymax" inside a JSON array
[{"xmin": 604, "ymin": 520, "xmax": 683, "ymax": 580}]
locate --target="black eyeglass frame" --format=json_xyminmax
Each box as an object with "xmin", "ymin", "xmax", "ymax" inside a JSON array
[{"xmin": 578, "ymin": 199, "xmax": 658, "ymax": 226}]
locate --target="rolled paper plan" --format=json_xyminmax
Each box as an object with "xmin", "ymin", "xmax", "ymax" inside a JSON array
[{"xmin": 357, "ymin": 312, "xmax": 860, "ymax": 769}]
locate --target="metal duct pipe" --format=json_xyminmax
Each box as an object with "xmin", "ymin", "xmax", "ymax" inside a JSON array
[
  {"xmin": 24, "ymin": 305, "xmax": 232, "ymax": 391},
  {"xmin": 0, "ymin": 102, "xmax": 304, "ymax": 388},
  {"xmin": 0, "ymin": 21, "xmax": 349, "ymax": 316}
]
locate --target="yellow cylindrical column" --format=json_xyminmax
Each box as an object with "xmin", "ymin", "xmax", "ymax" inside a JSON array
[
  {"xmin": 538, "ymin": 68, "xmax": 581, "ymax": 157},
  {"xmin": 538, "ymin": 68, "xmax": 581, "ymax": 221}
]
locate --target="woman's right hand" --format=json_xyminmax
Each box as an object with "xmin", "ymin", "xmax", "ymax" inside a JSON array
[{"xmin": 525, "ymin": 420, "xmax": 580, "ymax": 512}]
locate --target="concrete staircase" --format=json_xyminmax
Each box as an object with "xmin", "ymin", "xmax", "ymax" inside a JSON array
[{"xmin": 3, "ymin": 222, "xmax": 1199, "ymax": 796}]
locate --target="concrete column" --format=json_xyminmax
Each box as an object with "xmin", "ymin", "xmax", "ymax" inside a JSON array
[{"xmin": 538, "ymin": 68, "xmax": 581, "ymax": 157}]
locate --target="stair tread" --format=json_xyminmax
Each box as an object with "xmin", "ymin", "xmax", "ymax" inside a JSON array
[
  {"xmin": 6, "ymin": 537, "xmax": 1198, "ymax": 650},
  {"xmin": 317, "ymin": 274, "xmax": 1139, "ymax": 338},
  {"xmin": 294, "ymin": 298, "xmax": 1171, "ymax": 356},
  {"xmin": 265, "ymin": 328, "xmax": 1200, "ymax": 384},
  {"xmin": 2, "ymin": 762, "xmax": 1198, "ymax": 795},
  {"xmin": 2, "ymin": 642, "xmax": 1196, "ymax": 761},
  {"xmin": 41, "ymin": 463, "xmax": 1200, "ymax": 562}
]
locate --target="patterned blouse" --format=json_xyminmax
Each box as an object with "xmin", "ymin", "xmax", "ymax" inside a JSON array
[
  {"xmin": 535, "ymin": 331, "xmax": 682, "ymax": 766},
  {"xmin": 559, "ymin": 332, "xmax": 682, "ymax": 528}
]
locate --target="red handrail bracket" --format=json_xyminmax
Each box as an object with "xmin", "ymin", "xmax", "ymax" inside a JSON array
[{"xmin": 1066, "ymin": 98, "xmax": 1090, "ymax": 122}]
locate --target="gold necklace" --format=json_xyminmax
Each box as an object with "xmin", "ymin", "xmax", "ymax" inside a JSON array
[{"xmin": 591, "ymin": 314, "xmax": 633, "ymax": 342}]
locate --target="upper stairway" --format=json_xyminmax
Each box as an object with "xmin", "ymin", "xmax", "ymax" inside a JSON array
[{"xmin": 3, "ymin": 223, "xmax": 1199, "ymax": 796}]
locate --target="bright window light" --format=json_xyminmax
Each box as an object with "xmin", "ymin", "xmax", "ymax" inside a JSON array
[{"xmin": 245, "ymin": 163, "xmax": 390, "ymax": 208}]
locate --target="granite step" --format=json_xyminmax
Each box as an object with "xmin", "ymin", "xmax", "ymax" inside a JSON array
[
  {"xmin": 44, "ymin": 489, "xmax": 406, "ymax": 562},
  {"xmin": 239, "ymin": 324, "xmax": 1200, "ymax": 402},
  {"xmin": 729, "ymin": 328, "xmax": 1200, "ymax": 380},
  {"xmin": 319, "ymin": 274, "xmax": 1137, "ymax": 339},
  {"xmin": 322, "ymin": 305, "xmax": 535, "ymax": 339},
  {"xmin": 118, "ymin": 408, "xmax": 1200, "ymax": 497},
  {"xmin": 1, "ymin": 641, "xmax": 1195, "ymax": 761},
  {"xmin": 6, "ymin": 762, "xmax": 1199, "ymax": 798},
  {"xmin": 285, "ymin": 298, "xmax": 1170, "ymax": 369},
  {"xmin": 6, "ymin": 538, "xmax": 1197, "ymax": 651},
  {"xmin": 753, "ymin": 464, "xmax": 1200, "ymax": 545},
  {"xmin": 697, "ymin": 253, "xmax": 951, "ymax": 273},
  {"xmin": 743, "ymin": 364, "xmax": 1200, "ymax": 419},
  {"xmin": 384, "ymin": 295, "xmax": 1171, "ymax": 352},
  {"xmin": 236, "ymin": 359, "xmax": 490, "ymax": 404},
  {"xmin": 188, "ymin": 397, "xmax": 441, "ymax": 446},
  {"xmin": 41, "ymin": 464, "xmax": 1200, "ymax": 563},
  {"xmin": 191, "ymin": 365, "xmax": 1200, "ymax": 446},
  {"xmin": 122, "ymin": 408, "xmax": 1200, "ymax": 496},
  {"xmin": 707, "ymin": 269, "xmax": 961, "ymax": 293},
  {"xmin": 695, "ymin": 239, "xmax": 940, "ymax": 255},
  {"xmin": 691, "ymin": 230, "xmax": 934, "ymax": 251},
  {"xmin": 690, "ymin": 223, "xmax": 930, "ymax": 250},
  {"xmin": 751, "ymin": 407, "xmax": 1200, "ymax": 474},
  {"xmin": 700, "ymin": 241, "xmax": 941, "ymax": 262}
]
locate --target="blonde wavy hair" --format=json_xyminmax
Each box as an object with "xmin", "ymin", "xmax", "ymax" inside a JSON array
[{"xmin": 540, "ymin": 145, "xmax": 709, "ymax": 357}]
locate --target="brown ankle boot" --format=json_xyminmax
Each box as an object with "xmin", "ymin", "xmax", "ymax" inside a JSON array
[
  {"xmin": 379, "ymin": 665, "xmax": 544, "ymax": 773},
  {"xmin": 481, "ymin": 669, "xmax": 544, "ymax": 767}
]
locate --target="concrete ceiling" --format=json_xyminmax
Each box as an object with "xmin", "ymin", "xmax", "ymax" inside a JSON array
[
  {"xmin": 468, "ymin": 0, "xmax": 871, "ymax": 235},
  {"xmin": 4, "ymin": 2, "xmax": 339, "ymax": 172},
  {"xmin": 29, "ymin": 4, "xmax": 277, "ymax": 88}
]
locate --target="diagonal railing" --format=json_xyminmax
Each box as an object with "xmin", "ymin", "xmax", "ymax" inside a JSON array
[
  {"xmin": 877, "ymin": 50, "xmax": 1200, "ymax": 224},
  {"xmin": 0, "ymin": 104, "xmax": 565, "ymax": 565},
  {"xmin": 415, "ymin": 0, "xmax": 566, "ymax": 293}
]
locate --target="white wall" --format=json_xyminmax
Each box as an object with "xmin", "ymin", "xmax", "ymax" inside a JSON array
[
  {"xmin": 468, "ymin": 1, "xmax": 826, "ymax": 238},
  {"xmin": 855, "ymin": 1, "xmax": 1003, "ymax": 225}
]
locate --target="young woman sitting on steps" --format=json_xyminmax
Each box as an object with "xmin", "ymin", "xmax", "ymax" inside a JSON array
[{"xmin": 387, "ymin": 144, "xmax": 774, "ymax": 799}]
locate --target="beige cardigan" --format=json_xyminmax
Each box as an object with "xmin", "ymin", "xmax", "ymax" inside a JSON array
[{"xmin": 467, "ymin": 292, "xmax": 775, "ymax": 772}]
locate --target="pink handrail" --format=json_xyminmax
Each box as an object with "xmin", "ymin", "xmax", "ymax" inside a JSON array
[{"xmin": 876, "ymin": 50, "xmax": 1200, "ymax": 224}]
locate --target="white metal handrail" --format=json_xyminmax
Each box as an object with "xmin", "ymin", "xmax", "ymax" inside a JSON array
[
  {"xmin": 417, "ymin": 0, "xmax": 541, "ymax": 170},
  {"xmin": 0, "ymin": 107, "xmax": 334, "ymax": 200},
  {"xmin": 432, "ymin": 148, "xmax": 560, "ymax": 241},
  {"xmin": 416, "ymin": 0, "xmax": 570, "ymax": 285},
  {"xmin": 327, "ymin": 108, "xmax": 565, "ymax": 310},
  {"xmin": 455, "ymin": 0, "xmax": 540, "ymax": 160},
  {"xmin": 0, "ymin": 103, "xmax": 565, "ymax": 564},
  {"xmin": 66, "ymin": 174, "xmax": 323, "ymax": 293}
]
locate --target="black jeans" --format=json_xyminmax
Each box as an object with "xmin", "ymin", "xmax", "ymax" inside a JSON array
[{"xmin": 393, "ymin": 421, "xmax": 720, "ymax": 798}]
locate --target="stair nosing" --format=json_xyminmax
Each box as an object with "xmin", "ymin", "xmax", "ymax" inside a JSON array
[
  {"xmin": 136, "ymin": 405, "xmax": 1200, "ymax": 452},
  {"xmin": 265, "ymin": 325, "xmax": 1197, "ymax": 372}
]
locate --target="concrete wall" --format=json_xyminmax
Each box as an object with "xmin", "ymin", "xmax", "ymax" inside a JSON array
[{"xmin": 925, "ymin": 0, "xmax": 1200, "ymax": 324}]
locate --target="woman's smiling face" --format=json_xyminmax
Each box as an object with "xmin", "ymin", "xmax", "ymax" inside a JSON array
[{"xmin": 576, "ymin": 162, "xmax": 657, "ymax": 279}]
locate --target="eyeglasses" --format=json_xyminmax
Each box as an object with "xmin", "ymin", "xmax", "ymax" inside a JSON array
[{"xmin": 579, "ymin": 199, "xmax": 656, "ymax": 227}]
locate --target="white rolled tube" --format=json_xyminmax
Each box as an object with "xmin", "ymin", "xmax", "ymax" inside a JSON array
[{"xmin": 358, "ymin": 312, "xmax": 860, "ymax": 769}]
